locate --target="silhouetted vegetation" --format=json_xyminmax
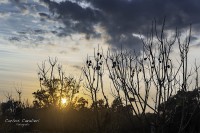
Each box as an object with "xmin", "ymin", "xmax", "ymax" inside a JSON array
[{"xmin": 1, "ymin": 21, "xmax": 200, "ymax": 133}]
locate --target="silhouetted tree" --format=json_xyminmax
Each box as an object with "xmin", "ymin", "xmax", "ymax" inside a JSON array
[
  {"xmin": 111, "ymin": 97, "xmax": 124, "ymax": 112},
  {"xmin": 158, "ymin": 88, "xmax": 200, "ymax": 133},
  {"xmin": 75, "ymin": 97, "xmax": 88, "ymax": 110},
  {"xmin": 104, "ymin": 19, "xmax": 199, "ymax": 133},
  {"xmin": 82, "ymin": 47, "xmax": 110, "ymax": 133},
  {"xmin": 33, "ymin": 57, "xmax": 80, "ymax": 109},
  {"xmin": 1, "ymin": 92, "xmax": 22, "ymax": 117}
]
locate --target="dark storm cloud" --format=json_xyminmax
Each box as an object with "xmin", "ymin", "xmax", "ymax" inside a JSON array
[
  {"xmin": 41, "ymin": 0, "xmax": 103, "ymax": 37},
  {"xmin": 39, "ymin": 0, "xmax": 200, "ymax": 50},
  {"xmin": 87, "ymin": 0, "xmax": 200, "ymax": 29}
]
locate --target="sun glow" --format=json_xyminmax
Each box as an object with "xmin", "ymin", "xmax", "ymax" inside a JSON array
[{"xmin": 61, "ymin": 98, "xmax": 67, "ymax": 105}]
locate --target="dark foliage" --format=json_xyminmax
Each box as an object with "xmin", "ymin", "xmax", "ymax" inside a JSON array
[{"xmin": 0, "ymin": 89, "xmax": 200, "ymax": 133}]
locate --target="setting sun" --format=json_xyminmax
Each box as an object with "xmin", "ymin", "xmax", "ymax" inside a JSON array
[{"xmin": 61, "ymin": 98, "xmax": 67, "ymax": 105}]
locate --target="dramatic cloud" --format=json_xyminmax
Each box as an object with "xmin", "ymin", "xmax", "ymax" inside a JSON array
[
  {"xmin": 40, "ymin": 0, "xmax": 200, "ymax": 50},
  {"xmin": 2, "ymin": 0, "xmax": 200, "ymax": 50},
  {"xmin": 0, "ymin": 0, "xmax": 65, "ymax": 47}
]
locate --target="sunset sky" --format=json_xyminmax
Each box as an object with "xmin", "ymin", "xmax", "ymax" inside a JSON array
[{"xmin": 1, "ymin": 0, "xmax": 200, "ymax": 102}]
